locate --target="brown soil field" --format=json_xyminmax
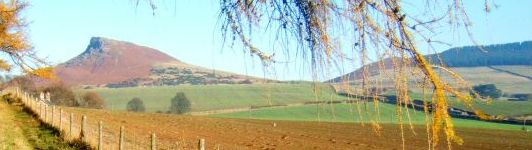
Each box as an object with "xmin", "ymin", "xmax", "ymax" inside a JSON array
[{"xmin": 64, "ymin": 107, "xmax": 532, "ymax": 150}]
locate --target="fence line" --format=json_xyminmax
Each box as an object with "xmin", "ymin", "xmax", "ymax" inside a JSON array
[{"xmin": 2, "ymin": 87, "xmax": 208, "ymax": 150}]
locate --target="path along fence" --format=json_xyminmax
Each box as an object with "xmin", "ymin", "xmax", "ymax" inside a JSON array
[{"xmin": 2, "ymin": 87, "xmax": 207, "ymax": 150}]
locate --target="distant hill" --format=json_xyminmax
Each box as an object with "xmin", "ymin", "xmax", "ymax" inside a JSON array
[
  {"xmin": 55, "ymin": 37, "xmax": 268, "ymax": 87},
  {"xmin": 428, "ymin": 41, "xmax": 532, "ymax": 67},
  {"xmin": 330, "ymin": 41, "xmax": 532, "ymax": 82}
]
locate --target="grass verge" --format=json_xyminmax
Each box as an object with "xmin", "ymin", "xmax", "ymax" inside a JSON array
[{"xmin": 1, "ymin": 95, "xmax": 89, "ymax": 149}]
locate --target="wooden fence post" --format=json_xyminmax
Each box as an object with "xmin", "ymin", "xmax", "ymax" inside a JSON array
[
  {"xmin": 52, "ymin": 106, "xmax": 55, "ymax": 126},
  {"xmin": 198, "ymin": 139, "xmax": 205, "ymax": 150},
  {"xmin": 80, "ymin": 115, "xmax": 87, "ymax": 142},
  {"xmin": 39, "ymin": 103, "xmax": 43, "ymax": 119},
  {"xmin": 524, "ymin": 119, "xmax": 528, "ymax": 132},
  {"xmin": 119, "ymin": 126, "xmax": 124, "ymax": 150},
  {"xmin": 41, "ymin": 103, "xmax": 44, "ymax": 120},
  {"xmin": 70, "ymin": 113, "xmax": 74, "ymax": 139},
  {"xmin": 59, "ymin": 108, "xmax": 63, "ymax": 131},
  {"xmin": 32, "ymin": 98, "xmax": 36, "ymax": 111},
  {"xmin": 151, "ymin": 133, "xmax": 157, "ymax": 150},
  {"xmin": 30, "ymin": 98, "xmax": 34, "ymax": 111},
  {"xmin": 44, "ymin": 105, "xmax": 48, "ymax": 124},
  {"xmin": 39, "ymin": 103, "xmax": 42, "ymax": 120},
  {"xmin": 42, "ymin": 103, "xmax": 45, "ymax": 120},
  {"xmin": 98, "ymin": 121, "xmax": 103, "ymax": 150}
]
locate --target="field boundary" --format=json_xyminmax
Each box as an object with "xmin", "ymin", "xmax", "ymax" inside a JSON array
[
  {"xmin": 2, "ymin": 87, "xmax": 207, "ymax": 150},
  {"xmin": 488, "ymin": 66, "xmax": 532, "ymax": 80},
  {"xmin": 191, "ymin": 103, "xmax": 307, "ymax": 115}
]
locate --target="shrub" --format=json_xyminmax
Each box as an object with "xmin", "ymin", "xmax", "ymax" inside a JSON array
[
  {"xmin": 169, "ymin": 92, "xmax": 191, "ymax": 114},
  {"xmin": 80, "ymin": 92, "xmax": 105, "ymax": 109},
  {"xmin": 41, "ymin": 82, "xmax": 79, "ymax": 107},
  {"xmin": 2, "ymin": 93, "xmax": 21, "ymax": 104},
  {"xmin": 471, "ymin": 84, "xmax": 502, "ymax": 99},
  {"xmin": 126, "ymin": 97, "xmax": 145, "ymax": 112}
]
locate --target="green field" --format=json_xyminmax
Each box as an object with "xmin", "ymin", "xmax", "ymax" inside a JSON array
[
  {"xmin": 78, "ymin": 83, "xmax": 348, "ymax": 112},
  {"xmin": 79, "ymin": 81, "xmax": 532, "ymax": 117},
  {"xmin": 441, "ymin": 98, "xmax": 532, "ymax": 117},
  {"xmin": 212, "ymin": 102, "xmax": 529, "ymax": 131},
  {"xmin": 388, "ymin": 92, "xmax": 532, "ymax": 117}
]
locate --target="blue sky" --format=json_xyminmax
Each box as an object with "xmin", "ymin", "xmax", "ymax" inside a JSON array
[{"xmin": 21, "ymin": 0, "xmax": 532, "ymax": 81}]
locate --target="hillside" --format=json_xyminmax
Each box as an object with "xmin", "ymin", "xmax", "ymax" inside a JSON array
[
  {"xmin": 331, "ymin": 66, "xmax": 532, "ymax": 94},
  {"xmin": 428, "ymin": 41, "xmax": 532, "ymax": 67},
  {"xmin": 55, "ymin": 37, "xmax": 267, "ymax": 87},
  {"xmin": 330, "ymin": 41, "xmax": 532, "ymax": 82},
  {"xmin": 55, "ymin": 37, "xmax": 180, "ymax": 85}
]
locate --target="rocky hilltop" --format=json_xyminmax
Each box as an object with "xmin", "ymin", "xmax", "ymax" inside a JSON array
[{"xmin": 55, "ymin": 37, "xmax": 267, "ymax": 87}]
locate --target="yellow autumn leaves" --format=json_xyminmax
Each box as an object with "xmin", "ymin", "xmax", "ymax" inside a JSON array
[
  {"xmin": 0, "ymin": 0, "xmax": 29, "ymax": 52},
  {"xmin": 1, "ymin": 0, "xmax": 55, "ymax": 79}
]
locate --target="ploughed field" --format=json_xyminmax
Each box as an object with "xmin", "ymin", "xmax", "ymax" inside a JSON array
[{"xmin": 65, "ymin": 106, "xmax": 532, "ymax": 150}]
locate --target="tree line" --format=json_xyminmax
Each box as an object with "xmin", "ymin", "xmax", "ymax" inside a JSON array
[{"xmin": 428, "ymin": 41, "xmax": 532, "ymax": 67}]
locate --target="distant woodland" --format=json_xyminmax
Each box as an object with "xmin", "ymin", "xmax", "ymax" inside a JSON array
[{"xmin": 428, "ymin": 41, "xmax": 532, "ymax": 67}]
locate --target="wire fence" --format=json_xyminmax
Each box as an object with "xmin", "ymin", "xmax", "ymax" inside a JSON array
[{"xmin": 3, "ymin": 87, "xmax": 207, "ymax": 150}]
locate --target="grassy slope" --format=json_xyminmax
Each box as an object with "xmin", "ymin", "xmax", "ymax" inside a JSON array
[
  {"xmin": 492, "ymin": 65, "xmax": 532, "ymax": 78},
  {"xmin": 0, "ymin": 100, "xmax": 31, "ymax": 149},
  {"xmin": 450, "ymin": 66, "xmax": 532, "ymax": 93},
  {"xmin": 441, "ymin": 98, "xmax": 532, "ymax": 117},
  {"xmin": 79, "ymin": 83, "xmax": 347, "ymax": 112},
  {"xmin": 343, "ymin": 66, "xmax": 532, "ymax": 116},
  {"xmin": 0, "ymin": 100, "xmax": 75, "ymax": 149},
  {"xmin": 397, "ymin": 92, "xmax": 532, "ymax": 116},
  {"xmin": 211, "ymin": 102, "xmax": 529, "ymax": 131},
  {"xmin": 347, "ymin": 66, "xmax": 532, "ymax": 94}
]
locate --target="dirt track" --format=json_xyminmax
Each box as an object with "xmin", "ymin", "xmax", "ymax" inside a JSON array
[{"xmin": 66, "ymin": 107, "xmax": 532, "ymax": 150}]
